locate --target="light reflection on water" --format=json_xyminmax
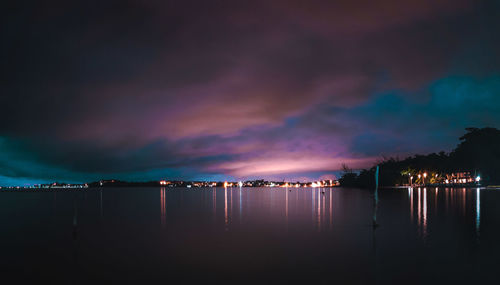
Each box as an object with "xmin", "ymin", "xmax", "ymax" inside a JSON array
[
  {"xmin": 156, "ymin": 186, "xmax": 484, "ymax": 238},
  {"xmin": 476, "ymin": 187, "xmax": 480, "ymax": 235},
  {"xmin": 1, "ymin": 186, "xmax": 499, "ymax": 284},
  {"xmin": 407, "ymin": 187, "xmax": 483, "ymax": 242},
  {"xmin": 202, "ymin": 187, "xmax": 340, "ymax": 232},
  {"xmin": 160, "ymin": 188, "xmax": 166, "ymax": 228}
]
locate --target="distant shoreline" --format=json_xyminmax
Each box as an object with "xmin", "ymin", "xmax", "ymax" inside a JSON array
[{"xmin": 2, "ymin": 185, "xmax": 499, "ymax": 193}]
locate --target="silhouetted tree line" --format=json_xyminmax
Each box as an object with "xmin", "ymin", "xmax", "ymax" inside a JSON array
[{"xmin": 339, "ymin": 128, "xmax": 500, "ymax": 187}]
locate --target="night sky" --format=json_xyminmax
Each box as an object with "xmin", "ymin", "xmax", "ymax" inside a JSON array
[{"xmin": 2, "ymin": 0, "xmax": 499, "ymax": 186}]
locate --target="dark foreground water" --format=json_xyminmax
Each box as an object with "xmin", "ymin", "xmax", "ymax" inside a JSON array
[{"xmin": 1, "ymin": 187, "xmax": 499, "ymax": 284}]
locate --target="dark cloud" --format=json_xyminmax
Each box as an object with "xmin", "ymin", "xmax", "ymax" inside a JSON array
[{"xmin": 1, "ymin": 0, "xmax": 499, "ymax": 184}]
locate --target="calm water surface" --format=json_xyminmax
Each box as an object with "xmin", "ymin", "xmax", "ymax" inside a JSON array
[{"xmin": 1, "ymin": 187, "xmax": 499, "ymax": 284}]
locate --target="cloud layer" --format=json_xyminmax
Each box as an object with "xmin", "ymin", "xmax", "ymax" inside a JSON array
[{"xmin": 1, "ymin": 0, "xmax": 499, "ymax": 185}]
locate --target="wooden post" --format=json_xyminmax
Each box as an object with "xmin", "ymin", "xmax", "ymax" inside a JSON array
[{"xmin": 373, "ymin": 165, "xmax": 379, "ymax": 228}]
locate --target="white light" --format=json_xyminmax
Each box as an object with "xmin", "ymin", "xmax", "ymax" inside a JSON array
[{"xmin": 476, "ymin": 176, "xmax": 481, "ymax": 182}]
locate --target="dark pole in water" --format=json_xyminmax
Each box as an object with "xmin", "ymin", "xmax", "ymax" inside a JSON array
[
  {"xmin": 73, "ymin": 195, "xmax": 78, "ymax": 239},
  {"xmin": 373, "ymin": 165, "xmax": 379, "ymax": 228},
  {"xmin": 72, "ymin": 193, "xmax": 79, "ymax": 275}
]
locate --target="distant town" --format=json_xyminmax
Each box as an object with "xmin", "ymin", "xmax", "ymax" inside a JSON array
[{"xmin": 0, "ymin": 179, "xmax": 340, "ymax": 190}]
